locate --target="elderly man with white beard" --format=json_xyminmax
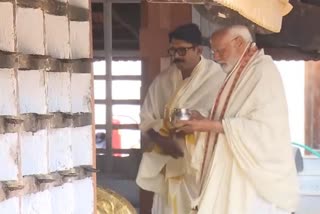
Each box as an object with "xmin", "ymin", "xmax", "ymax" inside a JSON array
[{"xmin": 176, "ymin": 25, "xmax": 299, "ymax": 214}]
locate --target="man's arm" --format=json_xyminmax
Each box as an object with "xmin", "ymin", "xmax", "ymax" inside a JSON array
[
  {"xmin": 175, "ymin": 110, "xmax": 224, "ymax": 134},
  {"xmin": 145, "ymin": 129, "xmax": 184, "ymax": 159}
]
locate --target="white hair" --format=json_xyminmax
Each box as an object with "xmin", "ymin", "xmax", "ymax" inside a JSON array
[
  {"xmin": 211, "ymin": 25, "xmax": 254, "ymax": 43},
  {"xmin": 228, "ymin": 25, "xmax": 254, "ymax": 42}
]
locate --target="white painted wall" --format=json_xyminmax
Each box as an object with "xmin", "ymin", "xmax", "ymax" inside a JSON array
[
  {"xmin": 50, "ymin": 183, "xmax": 74, "ymax": 214},
  {"xmin": 48, "ymin": 128, "xmax": 73, "ymax": 172},
  {"xmin": 21, "ymin": 190, "xmax": 52, "ymax": 214},
  {"xmin": 45, "ymin": 14, "xmax": 70, "ymax": 59},
  {"xmin": 18, "ymin": 70, "xmax": 47, "ymax": 114},
  {"xmin": 0, "ymin": 68, "xmax": 18, "ymax": 116},
  {"xmin": 73, "ymin": 178, "xmax": 94, "ymax": 214},
  {"xmin": 72, "ymin": 125, "xmax": 93, "ymax": 166},
  {"xmin": 70, "ymin": 21, "xmax": 90, "ymax": 59},
  {"xmin": 71, "ymin": 73, "xmax": 92, "ymax": 113},
  {"xmin": 20, "ymin": 130, "xmax": 49, "ymax": 176},
  {"xmin": 0, "ymin": 197, "xmax": 19, "ymax": 214},
  {"xmin": 0, "ymin": 133, "xmax": 19, "ymax": 181},
  {"xmin": 0, "ymin": 2, "xmax": 14, "ymax": 52},
  {"xmin": 16, "ymin": 7, "xmax": 45, "ymax": 55},
  {"xmin": 0, "ymin": 0, "xmax": 94, "ymax": 212},
  {"xmin": 47, "ymin": 72, "xmax": 71, "ymax": 113}
]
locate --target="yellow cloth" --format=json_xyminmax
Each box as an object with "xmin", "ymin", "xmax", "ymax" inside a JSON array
[
  {"xmin": 147, "ymin": 0, "xmax": 292, "ymax": 32},
  {"xmin": 212, "ymin": 0, "xmax": 292, "ymax": 32}
]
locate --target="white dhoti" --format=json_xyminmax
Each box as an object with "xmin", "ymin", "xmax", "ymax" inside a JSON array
[
  {"xmin": 195, "ymin": 48, "xmax": 299, "ymax": 214},
  {"xmin": 251, "ymin": 196, "xmax": 290, "ymax": 214},
  {"xmin": 136, "ymin": 57, "xmax": 225, "ymax": 214}
]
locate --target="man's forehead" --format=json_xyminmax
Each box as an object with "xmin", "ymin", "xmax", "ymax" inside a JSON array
[
  {"xmin": 210, "ymin": 31, "xmax": 232, "ymax": 45},
  {"xmin": 170, "ymin": 38, "xmax": 193, "ymax": 47}
]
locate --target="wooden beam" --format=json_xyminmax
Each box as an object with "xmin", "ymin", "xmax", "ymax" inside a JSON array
[
  {"xmin": 305, "ymin": 61, "xmax": 320, "ymax": 152},
  {"xmin": 112, "ymin": 124, "xmax": 139, "ymax": 130},
  {"xmin": 88, "ymin": 1, "xmax": 97, "ymax": 213},
  {"xmin": 112, "ymin": 99, "xmax": 140, "ymax": 105},
  {"xmin": 95, "ymin": 99, "xmax": 141, "ymax": 105},
  {"xmin": 103, "ymin": 0, "xmax": 113, "ymax": 177},
  {"xmin": 139, "ymin": 2, "xmax": 192, "ymax": 213},
  {"xmin": 111, "ymin": 75, "xmax": 141, "ymax": 80},
  {"xmin": 112, "ymin": 9, "xmax": 139, "ymax": 39}
]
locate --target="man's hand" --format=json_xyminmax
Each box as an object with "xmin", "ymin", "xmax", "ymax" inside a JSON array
[
  {"xmin": 147, "ymin": 129, "xmax": 184, "ymax": 159},
  {"xmin": 175, "ymin": 119, "xmax": 224, "ymax": 134},
  {"xmin": 157, "ymin": 136, "xmax": 184, "ymax": 159},
  {"xmin": 189, "ymin": 110, "xmax": 206, "ymax": 120}
]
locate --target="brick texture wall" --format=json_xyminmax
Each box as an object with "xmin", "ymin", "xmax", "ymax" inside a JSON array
[{"xmin": 0, "ymin": 0, "xmax": 95, "ymax": 213}]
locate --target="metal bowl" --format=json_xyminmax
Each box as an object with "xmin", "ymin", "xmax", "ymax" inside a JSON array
[{"xmin": 171, "ymin": 108, "xmax": 192, "ymax": 122}]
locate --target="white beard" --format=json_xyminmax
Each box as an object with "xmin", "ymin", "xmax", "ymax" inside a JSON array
[
  {"xmin": 221, "ymin": 63, "xmax": 234, "ymax": 73},
  {"xmin": 221, "ymin": 57, "xmax": 239, "ymax": 73}
]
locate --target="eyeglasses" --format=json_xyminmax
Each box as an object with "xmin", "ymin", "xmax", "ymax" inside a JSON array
[
  {"xmin": 211, "ymin": 37, "xmax": 238, "ymax": 56},
  {"xmin": 168, "ymin": 46, "xmax": 195, "ymax": 57}
]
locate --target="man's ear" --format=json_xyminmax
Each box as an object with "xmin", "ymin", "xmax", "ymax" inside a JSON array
[
  {"xmin": 235, "ymin": 37, "xmax": 244, "ymax": 48},
  {"xmin": 197, "ymin": 46, "xmax": 203, "ymax": 54}
]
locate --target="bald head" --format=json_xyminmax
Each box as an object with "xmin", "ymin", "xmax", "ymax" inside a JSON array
[{"xmin": 209, "ymin": 25, "xmax": 254, "ymax": 73}]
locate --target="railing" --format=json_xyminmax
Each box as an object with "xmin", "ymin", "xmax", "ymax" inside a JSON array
[{"xmin": 292, "ymin": 142, "xmax": 320, "ymax": 158}]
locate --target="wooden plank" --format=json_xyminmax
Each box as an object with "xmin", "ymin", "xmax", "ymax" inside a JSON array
[
  {"xmin": 95, "ymin": 124, "xmax": 106, "ymax": 130},
  {"xmin": 95, "ymin": 75, "xmax": 141, "ymax": 80},
  {"xmin": 111, "ymin": 75, "xmax": 141, "ymax": 80},
  {"xmin": 94, "ymin": 75, "xmax": 106, "ymax": 80},
  {"xmin": 103, "ymin": 0, "xmax": 113, "ymax": 176},
  {"xmin": 139, "ymin": 2, "xmax": 192, "ymax": 213},
  {"xmin": 112, "ymin": 124, "xmax": 139, "ymax": 130},
  {"xmin": 95, "ymin": 100, "xmax": 107, "ymax": 104},
  {"xmin": 112, "ymin": 148, "xmax": 139, "ymax": 153},
  {"xmin": 88, "ymin": 1, "xmax": 97, "ymax": 213},
  {"xmin": 111, "ymin": 99, "xmax": 140, "ymax": 105},
  {"xmin": 97, "ymin": 124, "xmax": 139, "ymax": 130},
  {"xmin": 305, "ymin": 61, "xmax": 320, "ymax": 153}
]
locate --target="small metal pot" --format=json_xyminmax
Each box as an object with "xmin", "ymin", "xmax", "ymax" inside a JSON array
[{"xmin": 171, "ymin": 108, "xmax": 192, "ymax": 123}]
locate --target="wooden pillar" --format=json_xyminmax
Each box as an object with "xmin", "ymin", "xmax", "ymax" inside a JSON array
[
  {"xmin": 139, "ymin": 1, "xmax": 191, "ymax": 213},
  {"xmin": 140, "ymin": 1, "xmax": 192, "ymax": 98},
  {"xmin": 88, "ymin": 1, "xmax": 97, "ymax": 213},
  {"xmin": 305, "ymin": 61, "xmax": 320, "ymax": 151}
]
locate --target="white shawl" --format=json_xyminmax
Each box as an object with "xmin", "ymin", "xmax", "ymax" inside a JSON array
[
  {"xmin": 196, "ymin": 51, "xmax": 299, "ymax": 213},
  {"xmin": 137, "ymin": 57, "xmax": 225, "ymax": 197}
]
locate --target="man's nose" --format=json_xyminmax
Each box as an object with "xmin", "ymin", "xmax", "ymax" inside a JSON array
[
  {"xmin": 174, "ymin": 51, "xmax": 181, "ymax": 58},
  {"xmin": 212, "ymin": 52, "xmax": 220, "ymax": 62}
]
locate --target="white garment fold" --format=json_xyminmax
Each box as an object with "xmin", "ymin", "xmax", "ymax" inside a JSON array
[
  {"xmin": 196, "ymin": 50, "xmax": 299, "ymax": 214},
  {"xmin": 136, "ymin": 57, "xmax": 225, "ymax": 214}
]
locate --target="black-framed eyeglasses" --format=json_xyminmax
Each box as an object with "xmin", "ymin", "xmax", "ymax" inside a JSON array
[{"xmin": 168, "ymin": 46, "xmax": 195, "ymax": 57}]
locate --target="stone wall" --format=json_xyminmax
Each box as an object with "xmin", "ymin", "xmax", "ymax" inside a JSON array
[{"xmin": 0, "ymin": 0, "xmax": 95, "ymax": 213}]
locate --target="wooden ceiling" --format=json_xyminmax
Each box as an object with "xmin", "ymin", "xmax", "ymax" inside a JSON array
[
  {"xmin": 257, "ymin": 0, "xmax": 320, "ymax": 60},
  {"xmin": 91, "ymin": 3, "xmax": 140, "ymax": 51},
  {"xmin": 195, "ymin": 0, "xmax": 320, "ymax": 60},
  {"xmin": 91, "ymin": 0, "xmax": 320, "ymax": 60}
]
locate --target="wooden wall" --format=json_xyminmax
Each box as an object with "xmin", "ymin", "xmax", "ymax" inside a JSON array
[
  {"xmin": 305, "ymin": 61, "xmax": 320, "ymax": 150},
  {"xmin": 139, "ymin": 1, "xmax": 192, "ymax": 213},
  {"xmin": 140, "ymin": 1, "xmax": 192, "ymax": 98}
]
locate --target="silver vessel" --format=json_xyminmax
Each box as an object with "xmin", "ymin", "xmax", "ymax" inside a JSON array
[{"xmin": 171, "ymin": 108, "xmax": 192, "ymax": 122}]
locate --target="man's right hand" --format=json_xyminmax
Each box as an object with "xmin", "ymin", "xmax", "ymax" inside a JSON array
[
  {"xmin": 147, "ymin": 129, "xmax": 184, "ymax": 159},
  {"xmin": 190, "ymin": 110, "xmax": 206, "ymax": 120}
]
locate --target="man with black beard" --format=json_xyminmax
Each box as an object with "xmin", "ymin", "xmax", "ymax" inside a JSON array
[{"xmin": 136, "ymin": 23, "xmax": 225, "ymax": 214}]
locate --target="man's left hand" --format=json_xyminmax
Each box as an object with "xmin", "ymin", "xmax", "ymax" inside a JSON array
[{"xmin": 175, "ymin": 119, "xmax": 224, "ymax": 134}]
